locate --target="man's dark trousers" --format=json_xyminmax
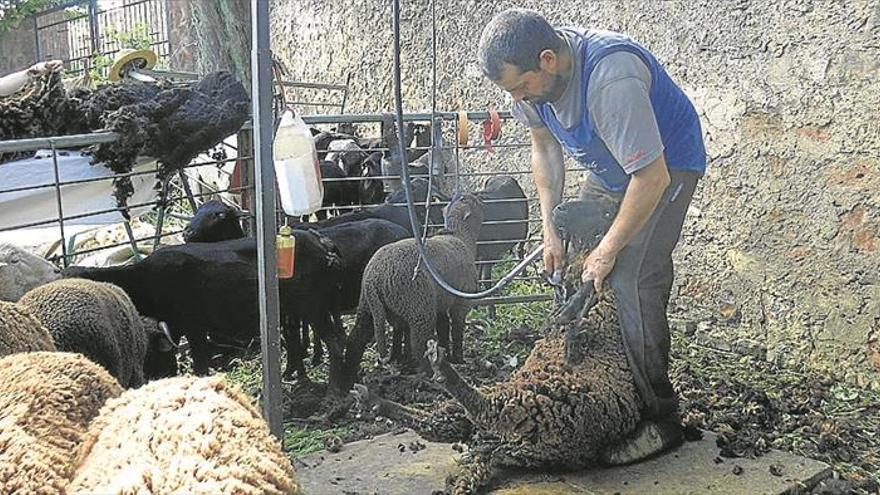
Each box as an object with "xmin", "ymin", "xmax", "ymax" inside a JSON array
[{"xmin": 580, "ymin": 169, "xmax": 700, "ymax": 419}]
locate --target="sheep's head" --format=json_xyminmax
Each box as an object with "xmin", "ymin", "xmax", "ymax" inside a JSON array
[
  {"xmin": 0, "ymin": 243, "xmax": 61, "ymax": 301},
  {"xmin": 444, "ymin": 193, "xmax": 486, "ymax": 240},
  {"xmin": 358, "ymin": 152, "xmax": 386, "ymax": 204},
  {"xmin": 141, "ymin": 317, "xmax": 179, "ymax": 379},
  {"xmin": 183, "ymin": 200, "xmax": 245, "ymax": 243}
]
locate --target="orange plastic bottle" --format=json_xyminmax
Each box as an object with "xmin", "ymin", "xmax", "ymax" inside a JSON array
[{"xmin": 277, "ymin": 224, "xmax": 295, "ymax": 279}]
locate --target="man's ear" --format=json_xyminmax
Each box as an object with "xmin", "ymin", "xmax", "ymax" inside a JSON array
[{"xmin": 538, "ymin": 49, "xmax": 558, "ymax": 71}]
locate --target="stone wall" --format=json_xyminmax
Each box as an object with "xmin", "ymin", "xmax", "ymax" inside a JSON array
[{"xmin": 271, "ymin": 0, "xmax": 880, "ymax": 388}]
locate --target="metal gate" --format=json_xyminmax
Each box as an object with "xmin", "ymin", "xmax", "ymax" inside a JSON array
[{"xmin": 33, "ymin": 0, "xmax": 170, "ymax": 77}]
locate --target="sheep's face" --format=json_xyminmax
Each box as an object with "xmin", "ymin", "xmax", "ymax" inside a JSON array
[
  {"xmin": 142, "ymin": 317, "xmax": 178, "ymax": 379},
  {"xmin": 552, "ymin": 197, "xmax": 618, "ymax": 252},
  {"xmin": 443, "ymin": 194, "xmax": 486, "ymax": 237},
  {"xmin": 358, "ymin": 154, "xmax": 386, "ymax": 204},
  {"xmin": 0, "ymin": 244, "xmax": 60, "ymax": 301},
  {"xmin": 183, "ymin": 200, "xmax": 243, "ymax": 243}
]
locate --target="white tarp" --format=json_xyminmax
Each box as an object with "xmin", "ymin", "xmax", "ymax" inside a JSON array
[{"xmin": 0, "ymin": 150, "xmax": 159, "ymax": 246}]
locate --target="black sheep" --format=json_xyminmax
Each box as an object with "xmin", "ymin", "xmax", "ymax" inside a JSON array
[
  {"xmin": 317, "ymin": 159, "xmax": 359, "ymax": 220},
  {"xmin": 356, "ymin": 152, "xmax": 386, "ymax": 205},
  {"xmin": 183, "ymin": 201, "xmax": 327, "ymax": 369},
  {"xmin": 182, "ymin": 200, "xmax": 245, "ymax": 243},
  {"xmin": 62, "ymin": 239, "xmax": 261, "ymax": 375},
  {"xmin": 475, "ymin": 176, "xmax": 529, "ymax": 316},
  {"xmin": 294, "ymin": 178, "xmax": 447, "ymax": 234},
  {"xmin": 62, "ymin": 238, "xmax": 336, "ymax": 376},
  {"xmin": 282, "ymin": 219, "xmax": 409, "ymax": 379}
]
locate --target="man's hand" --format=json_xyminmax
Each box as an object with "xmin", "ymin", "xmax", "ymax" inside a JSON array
[
  {"xmin": 543, "ymin": 228, "xmax": 565, "ymax": 280},
  {"xmin": 582, "ymin": 245, "xmax": 616, "ymax": 292}
]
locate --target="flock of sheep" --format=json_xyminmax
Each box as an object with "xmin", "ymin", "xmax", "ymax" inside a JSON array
[
  {"xmin": 0, "ymin": 124, "xmax": 645, "ymax": 493},
  {"xmin": 0, "ymin": 276, "xmax": 301, "ymax": 492}
]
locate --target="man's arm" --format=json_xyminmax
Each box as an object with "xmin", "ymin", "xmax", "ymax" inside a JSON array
[
  {"xmin": 583, "ymin": 154, "xmax": 670, "ymax": 289},
  {"xmin": 529, "ymin": 126, "xmax": 566, "ymax": 276}
]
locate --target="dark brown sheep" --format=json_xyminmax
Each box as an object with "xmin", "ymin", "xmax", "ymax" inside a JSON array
[
  {"xmin": 351, "ymin": 196, "xmax": 642, "ymax": 494},
  {"xmin": 349, "ymin": 194, "xmax": 485, "ymax": 376}
]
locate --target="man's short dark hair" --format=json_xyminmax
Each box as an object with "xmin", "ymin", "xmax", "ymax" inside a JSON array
[{"xmin": 478, "ymin": 9, "xmax": 563, "ymax": 81}]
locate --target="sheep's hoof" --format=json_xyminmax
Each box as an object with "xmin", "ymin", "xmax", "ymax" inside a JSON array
[
  {"xmin": 600, "ymin": 420, "xmax": 684, "ymax": 466},
  {"xmin": 425, "ymin": 340, "xmax": 448, "ymax": 383}
]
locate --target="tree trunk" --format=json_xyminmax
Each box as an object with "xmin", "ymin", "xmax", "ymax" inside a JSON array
[{"xmin": 170, "ymin": 0, "xmax": 251, "ymax": 91}]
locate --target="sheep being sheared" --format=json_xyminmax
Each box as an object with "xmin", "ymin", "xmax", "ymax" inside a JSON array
[{"xmin": 352, "ymin": 196, "xmax": 647, "ymax": 494}]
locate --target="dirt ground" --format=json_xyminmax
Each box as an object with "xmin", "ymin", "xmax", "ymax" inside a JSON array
[{"xmin": 223, "ymin": 293, "xmax": 879, "ymax": 495}]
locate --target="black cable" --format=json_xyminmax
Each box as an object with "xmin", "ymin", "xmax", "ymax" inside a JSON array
[{"xmin": 391, "ymin": 0, "xmax": 543, "ymax": 299}]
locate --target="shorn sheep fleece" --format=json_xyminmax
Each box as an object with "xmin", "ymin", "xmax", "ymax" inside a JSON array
[
  {"xmin": 0, "ymin": 300, "xmax": 55, "ymax": 356},
  {"xmin": 70, "ymin": 375, "xmax": 302, "ymax": 494},
  {"xmin": 0, "ymin": 352, "xmax": 122, "ymax": 494}
]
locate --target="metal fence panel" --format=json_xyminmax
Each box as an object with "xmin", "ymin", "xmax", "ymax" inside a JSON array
[{"xmin": 34, "ymin": 0, "xmax": 170, "ymax": 77}]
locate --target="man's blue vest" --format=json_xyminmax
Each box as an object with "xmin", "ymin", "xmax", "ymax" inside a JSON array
[{"xmin": 534, "ymin": 29, "xmax": 706, "ymax": 192}]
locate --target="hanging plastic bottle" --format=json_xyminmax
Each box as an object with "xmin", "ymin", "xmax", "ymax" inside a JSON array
[
  {"xmin": 276, "ymin": 224, "xmax": 296, "ymax": 279},
  {"xmin": 274, "ymin": 109, "xmax": 323, "ymax": 216}
]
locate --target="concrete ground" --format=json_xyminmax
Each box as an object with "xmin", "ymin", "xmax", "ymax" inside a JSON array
[{"xmin": 296, "ymin": 429, "xmax": 832, "ymax": 494}]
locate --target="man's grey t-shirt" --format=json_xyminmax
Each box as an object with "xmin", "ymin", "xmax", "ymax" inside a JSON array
[{"xmin": 512, "ymin": 28, "xmax": 664, "ymax": 175}]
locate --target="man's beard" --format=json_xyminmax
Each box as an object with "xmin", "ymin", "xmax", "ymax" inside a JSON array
[{"xmin": 525, "ymin": 73, "xmax": 568, "ymax": 105}]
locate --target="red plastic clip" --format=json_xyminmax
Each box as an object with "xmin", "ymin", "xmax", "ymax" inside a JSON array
[{"xmin": 482, "ymin": 107, "xmax": 502, "ymax": 152}]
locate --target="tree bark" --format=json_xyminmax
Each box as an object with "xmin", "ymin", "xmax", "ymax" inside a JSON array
[{"xmin": 170, "ymin": 0, "xmax": 251, "ymax": 91}]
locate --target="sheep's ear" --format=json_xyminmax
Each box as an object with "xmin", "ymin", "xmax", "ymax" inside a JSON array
[{"xmin": 0, "ymin": 261, "xmax": 7, "ymax": 268}]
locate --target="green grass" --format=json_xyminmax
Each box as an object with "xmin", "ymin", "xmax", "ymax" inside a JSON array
[
  {"xmin": 224, "ymin": 356, "xmax": 264, "ymax": 396},
  {"xmin": 283, "ymin": 425, "xmax": 352, "ymax": 457},
  {"xmin": 466, "ymin": 259, "xmax": 553, "ymax": 362}
]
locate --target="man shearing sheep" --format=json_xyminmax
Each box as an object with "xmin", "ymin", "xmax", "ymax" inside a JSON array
[{"xmin": 478, "ymin": 9, "xmax": 706, "ymax": 464}]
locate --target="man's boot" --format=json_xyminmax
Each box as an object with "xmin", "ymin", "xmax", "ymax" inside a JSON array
[{"xmin": 599, "ymin": 412, "xmax": 683, "ymax": 466}]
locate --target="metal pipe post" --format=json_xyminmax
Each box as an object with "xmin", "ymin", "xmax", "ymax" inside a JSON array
[
  {"xmin": 251, "ymin": 0, "xmax": 283, "ymax": 439},
  {"xmin": 49, "ymin": 142, "xmax": 69, "ymax": 267}
]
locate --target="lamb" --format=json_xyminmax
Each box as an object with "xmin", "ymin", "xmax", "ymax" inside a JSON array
[
  {"xmin": 341, "ymin": 193, "xmax": 485, "ymax": 389},
  {"xmin": 0, "ymin": 242, "xmax": 60, "ymax": 301},
  {"xmin": 18, "ymin": 278, "xmax": 177, "ymax": 387},
  {"xmin": 69, "ymin": 375, "xmax": 302, "ymax": 494},
  {"xmin": 350, "ymin": 196, "xmax": 639, "ymax": 494},
  {"xmin": 0, "ymin": 300, "xmax": 55, "ymax": 356},
  {"xmin": 0, "ymin": 351, "xmax": 123, "ymax": 494},
  {"xmin": 381, "ymin": 134, "xmax": 451, "ymax": 193},
  {"xmin": 301, "ymin": 178, "xmax": 447, "ymax": 233},
  {"xmin": 357, "ymin": 151, "xmax": 387, "ymax": 205}
]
